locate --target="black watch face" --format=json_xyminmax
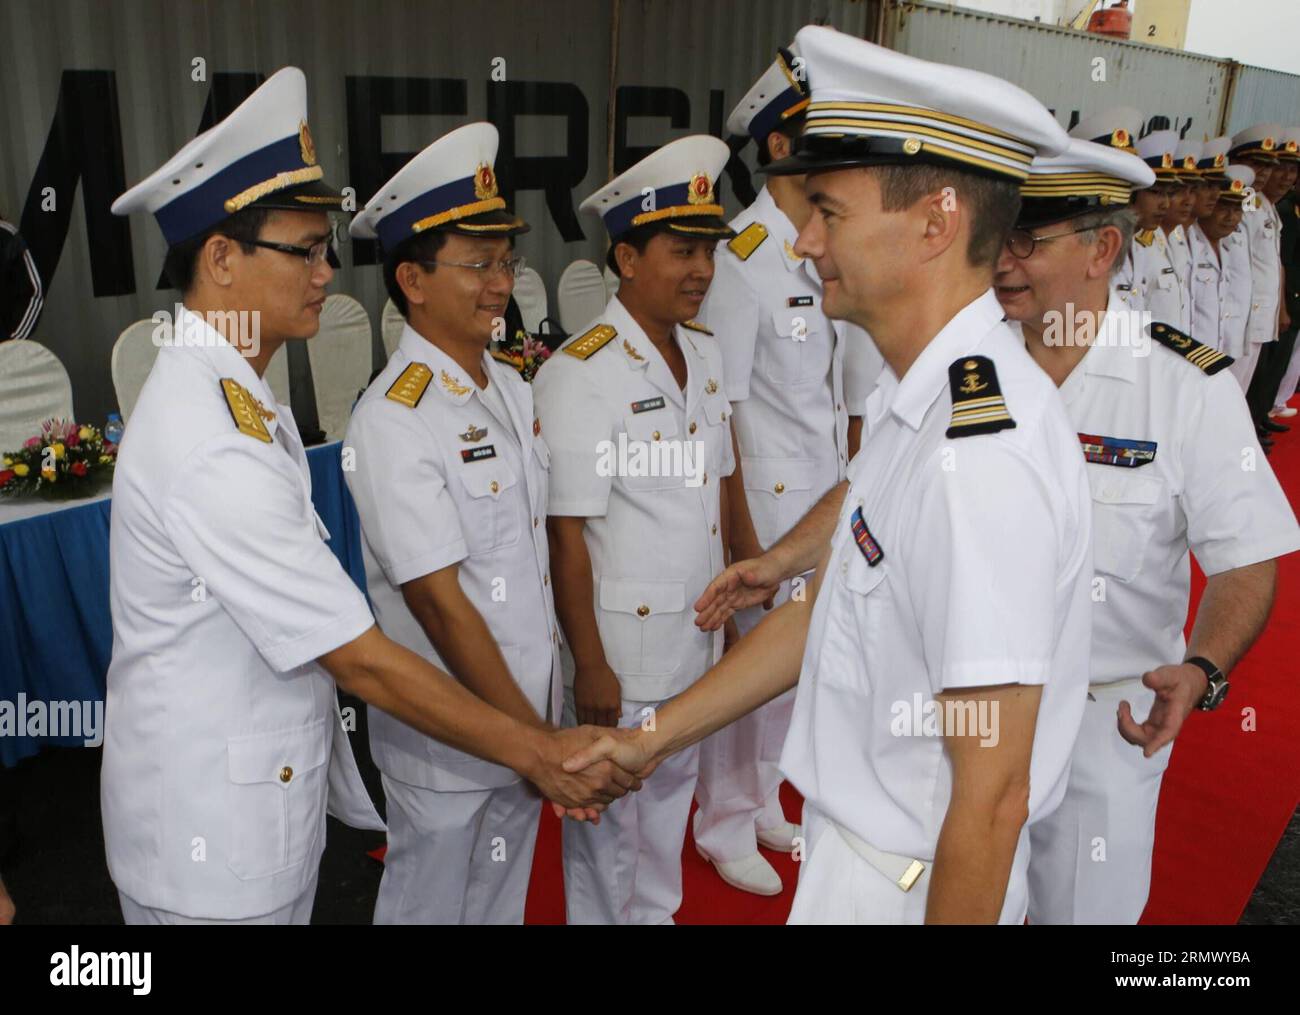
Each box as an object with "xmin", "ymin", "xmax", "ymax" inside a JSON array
[{"xmin": 1203, "ymin": 678, "xmax": 1230, "ymax": 710}]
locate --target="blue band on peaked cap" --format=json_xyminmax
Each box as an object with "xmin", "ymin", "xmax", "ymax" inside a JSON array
[
  {"xmin": 153, "ymin": 134, "xmax": 315, "ymax": 246},
  {"xmin": 375, "ymin": 175, "xmax": 487, "ymax": 251},
  {"xmin": 112, "ymin": 68, "xmax": 342, "ymax": 246},
  {"xmin": 349, "ymin": 122, "xmax": 528, "ymax": 246},
  {"xmin": 734, "ymin": 46, "xmax": 811, "ymax": 145}
]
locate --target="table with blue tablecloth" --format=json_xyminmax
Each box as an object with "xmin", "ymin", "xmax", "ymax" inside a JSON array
[{"xmin": 0, "ymin": 442, "xmax": 367, "ymax": 767}]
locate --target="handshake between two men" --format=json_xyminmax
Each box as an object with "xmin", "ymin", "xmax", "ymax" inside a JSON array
[{"xmin": 551, "ymin": 541, "xmax": 799, "ymax": 820}]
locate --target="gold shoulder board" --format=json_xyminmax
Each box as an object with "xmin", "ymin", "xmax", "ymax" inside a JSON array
[
  {"xmin": 1149, "ymin": 322, "xmax": 1233, "ymax": 375},
  {"xmin": 220, "ymin": 378, "xmax": 272, "ymax": 443},
  {"xmin": 681, "ymin": 320, "xmax": 713, "ymax": 335},
  {"xmin": 564, "ymin": 324, "xmax": 617, "ymax": 360},
  {"xmin": 386, "ymin": 362, "xmax": 434, "ymax": 407},
  {"xmin": 727, "ymin": 222, "xmax": 768, "ymax": 261}
]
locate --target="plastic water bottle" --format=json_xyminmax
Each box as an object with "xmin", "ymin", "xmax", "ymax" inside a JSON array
[{"xmin": 104, "ymin": 412, "xmax": 124, "ymax": 445}]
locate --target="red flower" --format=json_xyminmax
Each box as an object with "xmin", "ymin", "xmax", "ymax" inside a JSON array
[
  {"xmin": 70, "ymin": 461, "xmax": 88, "ymax": 477},
  {"xmin": 67, "ymin": 432, "xmax": 80, "ymax": 447},
  {"xmin": 0, "ymin": 470, "xmax": 13, "ymax": 487}
]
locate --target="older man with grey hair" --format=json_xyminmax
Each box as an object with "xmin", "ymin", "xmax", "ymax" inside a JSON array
[{"xmin": 994, "ymin": 137, "xmax": 1300, "ymax": 923}]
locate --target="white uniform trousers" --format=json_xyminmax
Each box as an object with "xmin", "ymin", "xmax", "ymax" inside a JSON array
[
  {"xmin": 787, "ymin": 804, "xmax": 1030, "ymax": 924},
  {"xmin": 1026, "ymin": 681, "xmax": 1171, "ymax": 925},
  {"xmin": 374, "ymin": 774, "xmax": 540, "ymax": 925},
  {"xmin": 1275, "ymin": 338, "xmax": 1300, "ymax": 411},
  {"xmin": 693, "ymin": 602, "xmax": 798, "ymax": 861},
  {"xmin": 562, "ymin": 693, "xmax": 700, "ymax": 924},
  {"xmin": 1228, "ymin": 341, "xmax": 1264, "ymax": 392},
  {"xmin": 118, "ymin": 874, "xmax": 318, "ymax": 925}
]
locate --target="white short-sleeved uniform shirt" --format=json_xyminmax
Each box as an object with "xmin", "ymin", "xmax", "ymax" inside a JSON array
[
  {"xmin": 696, "ymin": 186, "xmax": 882, "ymax": 551},
  {"xmin": 532, "ymin": 295, "xmax": 735, "ymax": 701},
  {"xmin": 1188, "ymin": 223, "xmax": 1231, "ymax": 352},
  {"xmin": 1244, "ymin": 194, "xmax": 1283, "ymax": 345},
  {"xmin": 1220, "ymin": 225, "xmax": 1254, "ymax": 358},
  {"xmin": 1114, "ymin": 246, "xmax": 1146, "ymax": 312},
  {"xmin": 1141, "ymin": 228, "xmax": 1190, "ymax": 334},
  {"xmin": 1166, "ymin": 224, "xmax": 1192, "ymax": 294},
  {"xmin": 1015, "ymin": 306, "xmax": 1300, "ymax": 685},
  {"xmin": 344, "ymin": 325, "xmax": 561, "ymax": 792},
  {"xmin": 101, "ymin": 308, "xmax": 382, "ymax": 920},
  {"xmin": 779, "ymin": 291, "xmax": 1093, "ymax": 861}
]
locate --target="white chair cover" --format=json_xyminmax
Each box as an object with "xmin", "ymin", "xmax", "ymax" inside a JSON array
[
  {"xmin": 110, "ymin": 320, "xmax": 163, "ymax": 423},
  {"xmin": 309, "ymin": 294, "xmax": 373, "ymax": 441},
  {"xmin": 556, "ymin": 260, "xmax": 609, "ymax": 334},
  {"xmin": 513, "ymin": 267, "xmax": 548, "ymax": 334},
  {"xmin": 381, "ymin": 298, "xmax": 405, "ymax": 359},
  {"xmin": 0, "ymin": 341, "xmax": 75, "ymax": 452}
]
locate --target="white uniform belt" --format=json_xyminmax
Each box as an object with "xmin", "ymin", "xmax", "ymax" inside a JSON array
[
  {"xmin": 1087, "ymin": 675, "xmax": 1142, "ymax": 699},
  {"xmin": 830, "ymin": 820, "xmax": 928, "ymax": 893}
]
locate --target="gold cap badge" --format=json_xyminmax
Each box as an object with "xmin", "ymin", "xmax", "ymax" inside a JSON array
[
  {"xmin": 688, "ymin": 171, "xmax": 714, "ymax": 205},
  {"xmin": 474, "ymin": 162, "xmax": 498, "ymax": 200},
  {"xmin": 299, "ymin": 120, "xmax": 317, "ymax": 167}
]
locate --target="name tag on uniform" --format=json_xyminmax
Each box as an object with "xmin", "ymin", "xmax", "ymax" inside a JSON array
[
  {"xmin": 461, "ymin": 445, "xmax": 497, "ymax": 463},
  {"xmin": 849, "ymin": 506, "xmax": 884, "ymax": 566},
  {"xmin": 1116, "ymin": 284, "xmax": 1133, "ymax": 292},
  {"xmin": 1078, "ymin": 433, "xmax": 1157, "ymax": 468},
  {"xmin": 630, "ymin": 396, "xmax": 666, "ymax": 414},
  {"xmin": 787, "ymin": 295, "xmax": 814, "ymax": 308},
  {"xmin": 1161, "ymin": 267, "xmax": 1176, "ymax": 276}
]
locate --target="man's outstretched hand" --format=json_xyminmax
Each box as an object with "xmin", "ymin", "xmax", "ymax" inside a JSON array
[{"xmin": 694, "ymin": 555, "xmax": 784, "ymax": 632}]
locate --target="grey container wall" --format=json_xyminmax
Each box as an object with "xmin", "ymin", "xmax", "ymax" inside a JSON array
[
  {"xmin": 881, "ymin": 0, "xmax": 1231, "ymax": 139},
  {"xmin": 0, "ymin": 0, "xmax": 881, "ymax": 424}
]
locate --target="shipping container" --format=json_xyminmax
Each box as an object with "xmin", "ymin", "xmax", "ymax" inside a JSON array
[{"xmin": 881, "ymin": 0, "xmax": 1229, "ymax": 139}]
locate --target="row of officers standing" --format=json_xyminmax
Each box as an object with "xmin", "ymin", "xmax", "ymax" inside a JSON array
[
  {"xmin": 99, "ymin": 24, "xmax": 1299, "ymax": 925},
  {"xmin": 1091, "ymin": 112, "xmax": 1300, "ymax": 450}
]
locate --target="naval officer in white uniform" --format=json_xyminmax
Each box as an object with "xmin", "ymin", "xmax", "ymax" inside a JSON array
[
  {"xmin": 533, "ymin": 136, "xmax": 739, "ymax": 924},
  {"xmin": 345, "ymin": 124, "xmax": 563, "ymax": 924},
  {"xmin": 105, "ymin": 69, "xmax": 636, "ymax": 924},
  {"xmin": 690, "ymin": 43, "xmax": 881, "ymax": 897},
  {"xmin": 562, "ymin": 26, "xmax": 1093, "ymax": 925},
  {"xmin": 994, "ymin": 136, "xmax": 1300, "ymax": 923}
]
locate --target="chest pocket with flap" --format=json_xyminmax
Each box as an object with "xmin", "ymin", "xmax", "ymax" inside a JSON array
[
  {"xmin": 1088, "ymin": 468, "xmax": 1163, "ymax": 583},
  {"xmin": 456, "ymin": 455, "xmax": 521, "ymax": 551},
  {"xmin": 620, "ymin": 411, "xmax": 684, "ymax": 491}
]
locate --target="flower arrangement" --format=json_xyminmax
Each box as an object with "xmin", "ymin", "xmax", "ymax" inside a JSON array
[
  {"xmin": 491, "ymin": 328, "xmax": 552, "ymax": 383},
  {"xmin": 0, "ymin": 419, "xmax": 118, "ymax": 500}
]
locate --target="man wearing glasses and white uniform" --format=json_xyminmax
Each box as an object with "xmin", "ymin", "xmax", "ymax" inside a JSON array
[{"xmin": 346, "ymin": 123, "xmax": 570, "ymax": 924}]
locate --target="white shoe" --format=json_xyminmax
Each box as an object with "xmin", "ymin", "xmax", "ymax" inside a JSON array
[
  {"xmin": 1270, "ymin": 407, "xmax": 1297, "ymax": 418},
  {"xmin": 697, "ymin": 847, "xmax": 784, "ymax": 896},
  {"xmin": 756, "ymin": 821, "xmax": 801, "ymax": 853}
]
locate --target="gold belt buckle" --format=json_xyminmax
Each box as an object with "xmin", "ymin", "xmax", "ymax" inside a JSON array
[{"xmin": 897, "ymin": 859, "xmax": 926, "ymax": 893}]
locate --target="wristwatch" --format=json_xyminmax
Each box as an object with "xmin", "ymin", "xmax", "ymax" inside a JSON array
[{"xmin": 1186, "ymin": 656, "xmax": 1229, "ymax": 711}]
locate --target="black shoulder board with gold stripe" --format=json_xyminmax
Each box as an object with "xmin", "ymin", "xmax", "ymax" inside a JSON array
[
  {"xmin": 681, "ymin": 319, "xmax": 713, "ymax": 335},
  {"xmin": 945, "ymin": 356, "xmax": 1016, "ymax": 438},
  {"xmin": 564, "ymin": 324, "xmax": 617, "ymax": 360},
  {"xmin": 727, "ymin": 222, "xmax": 768, "ymax": 261},
  {"xmin": 1148, "ymin": 322, "xmax": 1232, "ymax": 375},
  {"xmin": 386, "ymin": 362, "xmax": 434, "ymax": 408}
]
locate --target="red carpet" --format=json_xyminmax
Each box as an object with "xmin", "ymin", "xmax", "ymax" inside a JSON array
[{"xmin": 517, "ymin": 402, "xmax": 1300, "ymax": 924}]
